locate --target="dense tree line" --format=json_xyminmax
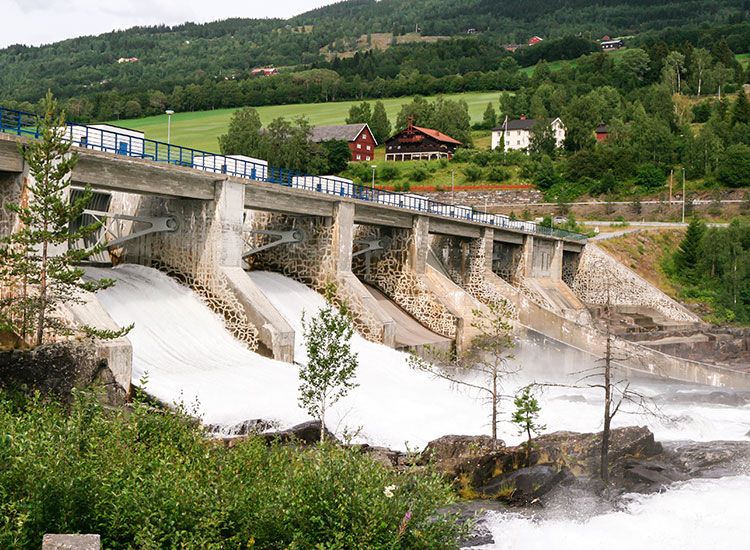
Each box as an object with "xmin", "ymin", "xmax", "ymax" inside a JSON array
[
  {"xmin": 667, "ymin": 218, "xmax": 750, "ymax": 323},
  {"xmin": 1, "ymin": 0, "xmax": 748, "ymax": 120}
]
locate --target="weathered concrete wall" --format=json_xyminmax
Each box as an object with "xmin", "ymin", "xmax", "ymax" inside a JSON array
[
  {"xmin": 572, "ymin": 244, "xmax": 701, "ymax": 325},
  {"xmin": 0, "ymin": 171, "xmax": 22, "ymax": 239},
  {"xmin": 247, "ymin": 209, "xmax": 395, "ymax": 346},
  {"xmin": 354, "ymin": 220, "xmax": 459, "ymax": 342}
]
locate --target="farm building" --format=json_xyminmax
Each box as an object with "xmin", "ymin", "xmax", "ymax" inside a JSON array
[
  {"xmin": 595, "ymin": 123, "xmax": 609, "ymax": 142},
  {"xmin": 251, "ymin": 67, "xmax": 279, "ymax": 76},
  {"xmin": 384, "ymin": 121, "xmax": 462, "ymax": 161},
  {"xmin": 310, "ymin": 123, "xmax": 378, "ymax": 162},
  {"xmin": 528, "ymin": 36, "xmax": 544, "ymax": 45},
  {"xmin": 491, "ymin": 116, "xmax": 566, "ymax": 152},
  {"xmin": 601, "ymin": 39, "xmax": 624, "ymax": 50}
]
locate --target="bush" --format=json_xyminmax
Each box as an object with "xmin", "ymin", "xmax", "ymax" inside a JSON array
[
  {"xmin": 463, "ymin": 165, "xmax": 484, "ymax": 182},
  {"xmin": 634, "ymin": 164, "xmax": 665, "ymax": 188},
  {"xmin": 409, "ymin": 166, "xmax": 430, "ymax": 182},
  {"xmin": 401, "ymin": 181, "xmax": 411, "ymax": 192},
  {"xmin": 719, "ymin": 144, "xmax": 750, "ymax": 188},
  {"xmin": 0, "ymin": 391, "xmax": 462, "ymax": 549},
  {"xmin": 486, "ymin": 165, "xmax": 510, "ymax": 182},
  {"xmin": 379, "ymin": 164, "xmax": 400, "ymax": 181}
]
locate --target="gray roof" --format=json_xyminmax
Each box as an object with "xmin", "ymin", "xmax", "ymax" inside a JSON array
[
  {"xmin": 493, "ymin": 117, "xmax": 559, "ymax": 132},
  {"xmin": 310, "ymin": 123, "xmax": 373, "ymax": 144}
]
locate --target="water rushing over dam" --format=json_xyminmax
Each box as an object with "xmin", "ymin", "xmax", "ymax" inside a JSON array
[{"xmin": 88, "ymin": 265, "xmax": 750, "ymax": 449}]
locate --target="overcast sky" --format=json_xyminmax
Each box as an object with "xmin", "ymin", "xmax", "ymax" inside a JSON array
[{"xmin": 2, "ymin": 0, "xmax": 340, "ymax": 48}]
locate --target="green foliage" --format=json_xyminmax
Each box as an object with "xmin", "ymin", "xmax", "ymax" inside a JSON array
[
  {"xmin": 462, "ymin": 164, "xmax": 484, "ymax": 182},
  {"xmin": 0, "ymin": 390, "xmax": 462, "ymax": 549},
  {"xmin": 300, "ymin": 296, "xmax": 359, "ymax": 441},
  {"xmin": 634, "ymin": 163, "xmax": 665, "ymax": 188},
  {"xmin": 486, "ymin": 164, "xmax": 510, "ymax": 182},
  {"xmin": 0, "ymin": 92, "xmax": 128, "ymax": 347},
  {"xmin": 371, "ymin": 101, "xmax": 393, "ymax": 143},
  {"xmin": 396, "ymin": 96, "xmax": 473, "ymax": 146},
  {"xmin": 218, "ymin": 107, "xmax": 264, "ymax": 156},
  {"xmin": 379, "ymin": 164, "xmax": 401, "ymax": 181},
  {"xmin": 732, "ymin": 90, "xmax": 750, "ymax": 125},
  {"xmin": 529, "ymin": 121, "xmax": 557, "ymax": 157},
  {"xmin": 719, "ymin": 144, "xmax": 750, "ymax": 187},
  {"xmin": 320, "ymin": 139, "xmax": 353, "ymax": 173},
  {"xmin": 511, "ymin": 385, "xmax": 546, "ymax": 467},
  {"xmin": 675, "ymin": 218, "xmax": 706, "ymax": 277},
  {"xmin": 532, "ymin": 155, "xmax": 559, "ymax": 190},
  {"xmin": 346, "ymin": 102, "xmax": 372, "ymax": 126},
  {"xmin": 409, "ymin": 165, "xmax": 430, "ymax": 182},
  {"xmin": 481, "ymin": 102, "xmax": 497, "ymax": 130}
]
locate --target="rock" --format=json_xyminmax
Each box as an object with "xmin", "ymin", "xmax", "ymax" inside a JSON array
[
  {"xmin": 357, "ymin": 444, "xmax": 408, "ymax": 470},
  {"xmin": 478, "ymin": 464, "xmax": 575, "ymax": 504},
  {"xmin": 261, "ymin": 420, "xmax": 339, "ymax": 446},
  {"xmin": 420, "ymin": 435, "xmax": 503, "ymax": 477},
  {"xmin": 662, "ymin": 390, "xmax": 748, "ymax": 407},
  {"xmin": 661, "ymin": 440, "xmax": 750, "ymax": 478},
  {"xmin": 622, "ymin": 460, "xmax": 689, "ymax": 492}
]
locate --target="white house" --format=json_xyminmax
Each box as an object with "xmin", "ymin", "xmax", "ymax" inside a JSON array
[{"xmin": 491, "ymin": 116, "xmax": 566, "ymax": 152}]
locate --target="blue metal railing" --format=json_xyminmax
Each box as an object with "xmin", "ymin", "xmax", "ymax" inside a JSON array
[{"xmin": 0, "ymin": 106, "xmax": 587, "ymax": 242}]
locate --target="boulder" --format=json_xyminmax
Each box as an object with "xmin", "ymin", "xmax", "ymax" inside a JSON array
[
  {"xmin": 622, "ymin": 460, "xmax": 689, "ymax": 492},
  {"xmin": 208, "ymin": 419, "xmax": 274, "ymax": 438},
  {"xmin": 419, "ymin": 435, "xmax": 503, "ymax": 477},
  {"xmin": 356, "ymin": 444, "xmax": 408, "ymax": 470},
  {"xmin": 661, "ymin": 440, "xmax": 750, "ymax": 478},
  {"xmin": 477, "ymin": 464, "xmax": 575, "ymax": 504},
  {"xmin": 660, "ymin": 390, "xmax": 748, "ymax": 407},
  {"xmin": 261, "ymin": 420, "xmax": 339, "ymax": 446}
]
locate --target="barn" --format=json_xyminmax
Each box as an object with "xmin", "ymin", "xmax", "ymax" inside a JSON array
[
  {"xmin": 310, "ymin": 123, "xmax": 377, "ymax": 162},
  {"xmin": 384, "ymin": 121, "xmax": 462, "ymax": 161}
]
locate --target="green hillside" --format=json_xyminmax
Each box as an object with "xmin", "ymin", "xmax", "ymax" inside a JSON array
[{"xmin": 111, "ymin": 91, "xmax": 504, "ymax": 151}]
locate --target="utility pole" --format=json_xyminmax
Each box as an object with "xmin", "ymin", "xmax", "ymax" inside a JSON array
[
  {"xmin": 681, "ymin": 167, "xmax": 686, "ymax": 224},
  {"xmin": 371, "ymin": 164, "xmax": 377, "ymax": 195},
  {"xmin": 669, "ymin": 169, "xmax": 673, "ymax": 205}
]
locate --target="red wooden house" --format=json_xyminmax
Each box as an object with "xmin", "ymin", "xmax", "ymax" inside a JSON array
[
  {"xmin": 310, "ymin": 123, "xmax": 378, "ymax": 162},
  {"xmin": 384, "ymin": 120, "xmax": 462, "ymax": 161}
]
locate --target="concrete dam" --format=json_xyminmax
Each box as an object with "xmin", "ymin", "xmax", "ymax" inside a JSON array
[{"xmin": 2, "ymin": 115, "xmax": 749, "ymax": 439}]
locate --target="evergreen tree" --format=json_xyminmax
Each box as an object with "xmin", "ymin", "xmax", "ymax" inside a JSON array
[
  {"xmin": 346, "ymin": 102, "xmax": 372, "ymax": 126},
  {"xmin": 674, "ymin": 217, "xmax": 706, "ymax": 278},
  {"xmin": 0, "ymin": 92, "xmax": 128, "ymax": 346},
  {"xmin": 370, "ymin": 101, "xmax": 392, "ymax": 143},
  {"xmin": 299, "ymin": 289, "xmax": 359, "ymax": 442},
  {"xmin": 732, "ymin": 91, "xmax": 750, "ymax": 126},
  {"xmin": 511, "ymin": 385, "xmax": 545, "ymax": 467},
  {"xmin": 482, "ymin": 102, "xmax": 497, "ymax": 130}
]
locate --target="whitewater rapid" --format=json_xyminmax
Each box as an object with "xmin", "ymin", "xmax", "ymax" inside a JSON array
[
  {"xmin": 89, "ymin": 265, "xmax": 750, "ymax": 448},
  {"xmin": 478, "ymin": 476, "xmax": 750, "ymax": 550}
]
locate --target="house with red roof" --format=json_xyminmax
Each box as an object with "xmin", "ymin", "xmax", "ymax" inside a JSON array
[
  {"xmin": 384, "ymin": 119, "xmax": 462, "ymax": 161},
  {"xmin": 528, "ymin": 36, "xmax": 544, "ymax": 46}
]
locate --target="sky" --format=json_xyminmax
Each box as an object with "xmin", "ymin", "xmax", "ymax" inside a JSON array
[{"xmin": 1, "ymin": 0, "xmax": 341, "ymax": 48}]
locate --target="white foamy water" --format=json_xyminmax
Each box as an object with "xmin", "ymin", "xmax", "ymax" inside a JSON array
[
  {"xmin": 89, "ymin": 265, "xmax": 750, "ymax": 449},
  {"xmin": 478, "ymin": 476, "xmax": 750, "ymax": 550}
]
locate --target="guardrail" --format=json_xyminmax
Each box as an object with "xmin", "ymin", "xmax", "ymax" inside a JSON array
[{"xmin": 0, "ymin": 106, "xmax": 587, "ymax": 242}]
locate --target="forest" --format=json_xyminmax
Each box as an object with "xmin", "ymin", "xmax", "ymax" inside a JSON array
[{"xmin": 1, "ymin": 0, "xmax": 750, "ymax": 121}]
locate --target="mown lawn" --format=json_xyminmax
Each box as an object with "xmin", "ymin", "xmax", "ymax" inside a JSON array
[{"xmin": 107, "ymin": 91, "xmax": 507, "ymax": 152}]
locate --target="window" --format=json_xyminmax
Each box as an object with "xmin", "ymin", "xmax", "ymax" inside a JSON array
[
  {"xmin": 356, "ymin": 154, "xmax": 361, "ymax": 160},
  {"xmin": 366, "ymin": 145, "xmax": 371, "ymax": 151},
  {"xmin": 366, "ymin": 156, "xmax": 371, "ymax": 161},
  {"xmin": 361, "ymin": 134, "xmax": 367, "ymax": 140},
  {"xmin": 357, "ymin": 143, "xmax": 362, "ymax": 149},
  {"xmin": 517, "ymin": 140, "xmax": 520, "ymax": 145}
]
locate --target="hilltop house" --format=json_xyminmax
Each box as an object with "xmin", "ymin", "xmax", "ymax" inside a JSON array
[
  {"xmin": 601, "ymin": 39, "xmax": 624, "ymax": 50},
  {"xmin": 251, "ymin": 67, "xmax": 279, "ymax": 77},
  {"xmin": 528, "ymin": 36, "xmax": 544, "ymax": 45},
  {"xmin": 384, "ymin": 120, "xmax": 462, "ymax": 161},
  {"xmin": 595, "ymin": 123, "xmax": 609, "ymax": 142},
  {"xmin": 491, "ymin": 116, "xmax": 566, "ymax": 152},
  {"xmin": 310, "ymin": 123, "xmax": 378, "ymax": 161}
]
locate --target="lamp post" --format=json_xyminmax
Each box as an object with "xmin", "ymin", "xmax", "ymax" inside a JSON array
[
  {"xmin": 371, "ymin": 165, "xmax": 377, "ymax": 194},
  {"xmin": 451, "ymin": 170, "xmax": 455, "ymax": 205},
  {"xmin": 165, "ymin": 110, "xmax": 175, "ymax": 145}
]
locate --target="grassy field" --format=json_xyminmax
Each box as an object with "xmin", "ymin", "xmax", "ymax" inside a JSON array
[{"xmin": 109, "ymin": 91, "xmax": 507, "ymax": 152}]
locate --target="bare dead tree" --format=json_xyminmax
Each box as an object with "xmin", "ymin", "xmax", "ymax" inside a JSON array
[{"xmin": 409, "ymin": 299, "xmax": 519, "ymax": 446}]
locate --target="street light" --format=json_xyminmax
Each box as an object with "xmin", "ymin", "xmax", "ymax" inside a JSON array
[
  {"xmin": 371, "ymin": 165, "xmax": 377, "ymax": 193},
  {"xmin": 165, "ymin": 110, "xmax": 175, "ymax": 145}
]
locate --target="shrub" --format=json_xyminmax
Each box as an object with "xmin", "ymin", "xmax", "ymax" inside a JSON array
[
  {"xmin": 409, "ymin": 166, "xmax": 430, "ymax": 182},
  {"xmin": 0, "ymin": 391, "xmax": 462, "ymax": 549},
  {"xmin": 719, "ymin": 144, "xmax": 750, "ymax": 188},
  {"xmin": 486, "ymin": 165, "xmax": 510, "ymax": 182},
  {"xmin": 401, "ymin": 181, "xmax": 411, "ymax": 192},
  {"xmin": 634, "ymin": 164, "xmax": 665, "ymax": 188},
  {"xmin": 379, "ymin": 164, "xmax": 400, "ymax": 181},
  {"xmin": 463, "ymin": 165, "xmax": 484, "ymax": 182}
]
